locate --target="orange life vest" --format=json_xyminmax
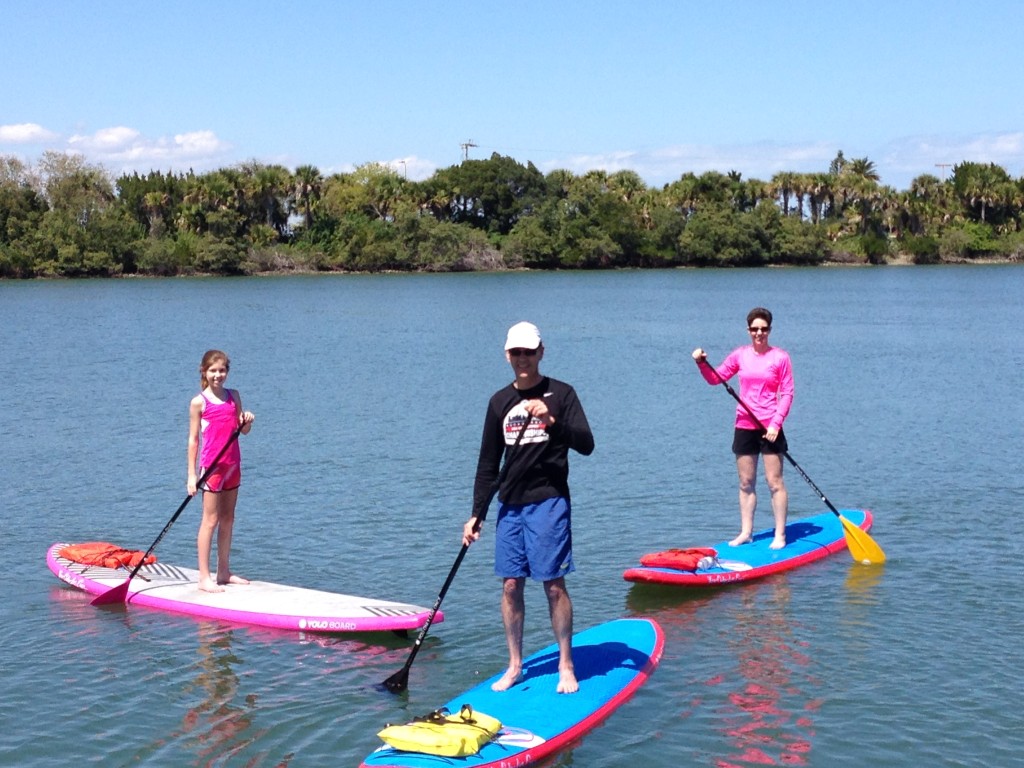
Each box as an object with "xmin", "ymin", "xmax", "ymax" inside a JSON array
[{"xmin": 58, "ymin": 542, "xmax": 157, "ymax": 569}]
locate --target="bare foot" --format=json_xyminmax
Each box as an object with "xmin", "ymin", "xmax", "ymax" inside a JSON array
[
  {"xmin": 490, "ymin": 668, "xmax": 523, "ymax": 692},
  {"xmin": 769, "ymin": 537, "xmax": 786, "ymax": 550},
  {"xmin": 728, "ymin": 534, "xmax": 752, "ymax": 546},
  {"xmin": 556, "ymin": 668, "xmax": 579, "ymax": 694},
  {"xmin": 217, "ymin": 573, "xmax": 250, "ymax": 585},
  {"xmin": 199, "ymin": 577, "xmax": 225, "ymax": 593}
]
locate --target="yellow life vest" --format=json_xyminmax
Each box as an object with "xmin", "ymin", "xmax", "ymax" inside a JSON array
[{"xmin": 378, "ymin": 704, "xmax": 502, "ymax": 757}]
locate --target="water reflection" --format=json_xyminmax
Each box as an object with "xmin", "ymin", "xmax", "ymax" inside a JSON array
[
  {"xmin": 713, "ymin": 580, "xmax": 817, "ymax": 768},
  {"xmin": 626, "ymin": 578, "xmax": 819, "ymax": 765},
  {"xmin": 178, "ymin": 623, "xmax": 263, "ymax": 766},
  {"xmin": 843, "ymin": 562, "xmax": 886, "ymax": 605}
]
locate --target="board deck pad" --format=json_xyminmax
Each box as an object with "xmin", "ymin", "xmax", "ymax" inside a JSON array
[
  {"xmin": 361, "ymin": 617, "xmax": 664, "ymax": 768},
  {"xmin": 623, "ymin": 509, "xmax": 874, "ymax": 587},
  {"xmin": 47, "ymin": 543, "xmax": 441, "ymax": 633}
]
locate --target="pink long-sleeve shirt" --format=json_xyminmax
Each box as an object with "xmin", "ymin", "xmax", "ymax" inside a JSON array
[{"xmin": 700, "ymin": 345, "xmax": 794, "ymax": 431}]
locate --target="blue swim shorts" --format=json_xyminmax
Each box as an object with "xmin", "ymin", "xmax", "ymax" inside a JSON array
[{"xmin": 494, "ymin": 496, "xmax": 574, "ymax": 582}]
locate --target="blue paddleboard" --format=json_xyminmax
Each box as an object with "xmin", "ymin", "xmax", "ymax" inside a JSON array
[
  {"xmin": 361, "ymin": 617, "xmax": 664, "ymax": 767},
  {"xmin": 623, "ymin": 508, "xmax": 874, "ymax": 587}
]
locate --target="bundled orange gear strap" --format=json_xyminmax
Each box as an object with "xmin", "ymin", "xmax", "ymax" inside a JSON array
[
  {"xmin": 58, "ymin": 542, "xmax": 158, "ymax": 569},
  {"xmin": 639, "ymin": 547, "xmax": 717, "ymax": 571}
]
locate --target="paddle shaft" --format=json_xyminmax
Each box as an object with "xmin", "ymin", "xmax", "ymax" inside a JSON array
[
  {"xmin": 125, "ymin": 428, "xmax": 241, "ymax": 584},
  {"xmin": 383, "ymin": 413, "xmax": 532, "ymax": 692}
]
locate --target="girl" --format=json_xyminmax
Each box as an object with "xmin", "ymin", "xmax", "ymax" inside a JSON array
[{"xmin": 187, "ymin": 350, "xmax": 255, "ymax": 593}]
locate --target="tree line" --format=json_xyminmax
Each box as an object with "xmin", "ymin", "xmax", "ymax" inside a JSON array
[{"xmin": 1, "ymin": 149, "xmax": 1022, "ymax": 278}]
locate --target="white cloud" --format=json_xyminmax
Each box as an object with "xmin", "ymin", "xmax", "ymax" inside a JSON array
[
  {"xmin": 532, "ymin": 133, "xmax": 1024, "ymax": 191},
  {"xmin": 384, "ymin": 155, "xmax": 436, "ymax": 182},
  {"xmin": 0, "ymin": 122, "xmax": 59, "ymax": 143},
  {"xmin": 63, "ymin": 126, "xmax": 233, "ymax": 173},
  {"xmin": 68, "ymin": 126, "xmax": 140, "ymax": 150},
  {"xmin": 1, "ymin": 123, "xmax": 234, "ymax": 174},
  {"xmin": 879, "ymin": 131, "xmax": 1024, "ymax": 187},
  {"xmin": 537, "ymin": 142, "xmax": 842, "ymax": 188},
  {"xmin": 173, "ymin": 130, "xmax": 227, "ymax": 156}
]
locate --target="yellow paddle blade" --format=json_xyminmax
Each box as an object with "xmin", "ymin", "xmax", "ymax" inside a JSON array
[{"xmin": 839, "ymin": 514, "xmax": 886, "ymax": 565}]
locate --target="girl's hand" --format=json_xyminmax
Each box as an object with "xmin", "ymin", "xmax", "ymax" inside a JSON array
[
  {"xmin": 692, "ymin": 348, "xmax": 706, "ymax": 362},
  {"xmin": 238, "ymin": 410, "xmax": 255, "ymax": 433}
]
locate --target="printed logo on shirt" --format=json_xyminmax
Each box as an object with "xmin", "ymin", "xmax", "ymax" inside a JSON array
[{"xmin": 503, "ymin": 403, "xmax": 550, "ymax": 445}]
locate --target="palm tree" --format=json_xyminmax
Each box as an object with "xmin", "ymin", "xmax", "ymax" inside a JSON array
[
  {"xmin": 607, "ymin": 170, "xmax": 645, "ymax": 203},
  {"xmin": 291, "ymin": 164, "xmax": 322, "ymax": 231},
  {"xmin": 905, "ymin": 173, "xmax": 946, "ymax": 234},
  {"xmin": 142, "ymin": 191, "xmax": 171, "ymax": 237},
  {"xmin": 770, "ymin": 172, "xmax": 798, "ymax": 217},
  {"xmin": 846, "ymin": 157, "xmax": 880, "ymax": 183},
  {"xmin": 806, "ymin": 173, "xmax": 833, "ymax": 225},
  {"xmin": 663, "ymin": 173, "xmax": 700, "ymax": 218},
  {"xmin": 954, "ymin": 162, "xmax": 1015, "ymax": 224},
  {"xmin": 240, "ymin": 162, "xmax": 290, "ymax": 235}
]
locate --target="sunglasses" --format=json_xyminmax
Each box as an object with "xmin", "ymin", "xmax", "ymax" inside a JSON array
[
  {"xmin": 508, "ymin": 348, "xmax": 539, "ymax": 357},
  {"xmin": 748, "ymin": 326, "xmax": 771, "ymax": 334}
]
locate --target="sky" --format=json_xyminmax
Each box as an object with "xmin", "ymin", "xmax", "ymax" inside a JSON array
[{"xmin": 3, "ymin": 1, "xmax": 1023, "ymax": 192}]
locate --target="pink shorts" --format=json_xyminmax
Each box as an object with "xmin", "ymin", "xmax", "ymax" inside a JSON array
[{"xmin": 199, "ymin": 463, "xmax": 241, "ymax": 493}]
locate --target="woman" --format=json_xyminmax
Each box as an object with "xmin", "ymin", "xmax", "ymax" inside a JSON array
[{"xmin": 692, "ymin": 308, "xmax": 794, "ymax": 549}]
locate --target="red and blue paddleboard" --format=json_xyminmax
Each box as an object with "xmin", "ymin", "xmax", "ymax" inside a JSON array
[
  {"xmin": 623, "ymin": 508, "xmax": 874, "ymax": 587},
  {"xmin": 361, "ymin": 617, "xmax": 664, "ymax": 767}
]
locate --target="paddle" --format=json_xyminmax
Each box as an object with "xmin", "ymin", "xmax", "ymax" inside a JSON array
[
  {"xmin": 91, "ymin": 428, "xmax": 243, "ymax": 606},
  {"xmin": 697, "ymin": 357, "xmax": 886, "ymax": 565},
  {"xmin": 381, "ymin": 414, "xmax": 533, "ymax": 694}
]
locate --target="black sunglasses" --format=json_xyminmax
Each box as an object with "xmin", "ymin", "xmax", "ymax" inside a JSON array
[
  {"xmin": 748, "ymin": 326, "xmax": 771, "ymax": 334},
  {"xmin": 508, "ymin": 348, "xmax": 539, "ymax": 357}
]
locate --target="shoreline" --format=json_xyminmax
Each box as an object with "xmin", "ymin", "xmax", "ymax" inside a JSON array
[{"xmin": 2, "ymin": 255, "xmax": 1020, "ymax": 282}]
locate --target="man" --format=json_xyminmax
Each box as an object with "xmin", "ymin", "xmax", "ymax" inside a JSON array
[{"xmin": 462, "ymin": 321, "xmax": 595, "ymax": 694}]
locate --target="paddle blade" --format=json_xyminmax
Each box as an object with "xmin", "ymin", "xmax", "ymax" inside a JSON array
[
  {"xmin": 380, "ymin": 665, "xmax": 410, "ymax": 694},
  {"xmin": 839, "ymin": 515, "xmax": 886, "ymax": 565},
  {"xmin": 90, "ymin": 580, "xmax": 131, "ymax": 606}
]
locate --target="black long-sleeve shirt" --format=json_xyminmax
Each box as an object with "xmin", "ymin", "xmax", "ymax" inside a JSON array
[{"xmin": 472, "ymin": 376, "xmax": 594, "ymax": 520}]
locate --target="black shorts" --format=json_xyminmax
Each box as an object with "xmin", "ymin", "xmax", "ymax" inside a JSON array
[{"xmin": 732, "ymin": 427, "xmax": 788, "ymax": 456}]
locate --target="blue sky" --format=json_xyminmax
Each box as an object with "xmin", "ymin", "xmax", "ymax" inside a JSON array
[{"xmin": 3, "ymin": 1, "xmax": 1022, "ymax": 191}]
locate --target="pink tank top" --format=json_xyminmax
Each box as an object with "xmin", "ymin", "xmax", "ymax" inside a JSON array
[{"xmin": 200, "ymin": 390, "xmax": 241, "ymax": 468}]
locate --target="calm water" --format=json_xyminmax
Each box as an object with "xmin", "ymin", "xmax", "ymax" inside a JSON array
[{"xmin": 1, "ymin": 266, "xmax": 1020, "ymax": 767}]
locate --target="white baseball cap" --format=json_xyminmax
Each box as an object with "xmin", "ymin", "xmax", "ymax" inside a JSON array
[{"xmin": 504, "ymin": 321, "xmax": 542, "ymax": 350}]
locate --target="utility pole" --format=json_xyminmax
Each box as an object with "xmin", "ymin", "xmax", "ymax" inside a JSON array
[
  {"xmin": 935, "ymin": 163, "xmax": 952, "ymax": 178},
  {"xmin": 398, "ymin": 159, "xmax": 407, "ymax": 179},
  {"xmin": 460, "ymin": 139, "xmax": 478, "ymax": 161}
]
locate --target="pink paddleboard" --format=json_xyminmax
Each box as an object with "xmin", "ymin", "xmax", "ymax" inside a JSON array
[{"xmin": 47, "ymin": 542, "xmax": 442, "ymax": 633}]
